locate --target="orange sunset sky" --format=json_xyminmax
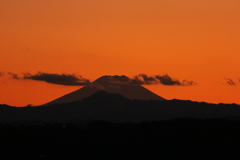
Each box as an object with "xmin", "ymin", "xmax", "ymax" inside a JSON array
[{"xmin": 1, "ymin": 0, "xmax": 240, "ymax": 106}]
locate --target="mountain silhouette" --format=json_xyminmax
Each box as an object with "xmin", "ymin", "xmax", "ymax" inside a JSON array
[
  {"xmin": 1, "ymin": 91, "xmax": 240, "ymax": 124},
  {"xmin": 45, "ymin": 75, "xmax": 165, "ymax": 105}
]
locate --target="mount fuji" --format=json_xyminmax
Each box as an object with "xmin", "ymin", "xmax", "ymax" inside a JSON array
[
  {"xmin": 45, "ymin": 75, "xmax": 165, "ymax": 105},
  {"xmin": 1, "ymin": 75, "xmax": 240, "ymax": 124}
]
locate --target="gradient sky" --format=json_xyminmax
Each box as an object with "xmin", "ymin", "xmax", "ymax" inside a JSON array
[{"xmin": 1, "ymin": 0, "xmax": 240, "ymax": 106}]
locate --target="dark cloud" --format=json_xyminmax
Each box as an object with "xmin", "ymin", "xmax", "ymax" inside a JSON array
[
  {"xmin": 133, "ymin": 74, "xmax": 196, "ymax": 86},
  {"xmin": 23, "ymin": 72, "xmax": 90, "ymax": 86},
  {"xmin": 132, "ymin": 74, "xmax": 159, "ymax": 85},
  {"xmin": 225, "ymin": 78, "xmax": 236, "ymax": 86},
  {"xmin": 8, "ymin": 72, "xmax": 20, "ymax": 79},
  {"xmin": 155, "ymin": 75, "xmax": 182, "ymax": 85}
]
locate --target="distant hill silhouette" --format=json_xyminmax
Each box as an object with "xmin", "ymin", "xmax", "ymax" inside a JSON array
[
  {"xmin": 45, "ymin": 75, "xmax": 165, "ymax": 105},
  {"xmin": 1, "ymin": 91, "xmax": 240, "ymax": 124}
]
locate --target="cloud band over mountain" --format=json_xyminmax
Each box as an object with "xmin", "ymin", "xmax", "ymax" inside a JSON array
[
  {"xmin": 94, "ymin": 74, "xmax": 196, "ymax": 86},
  {"xmin": 3, "ymin": 71, "xmax": 197, "ymax": 86},
  {"xmin": 23, "ymin": 72, "xmax": 90, "ymax": 86}
]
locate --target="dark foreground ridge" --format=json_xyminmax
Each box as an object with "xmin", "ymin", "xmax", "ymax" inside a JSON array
[
  {"xmin": 1, "ymin": 119, "xmax": 240, "ymax": 159},
  {"xmin": 1, "ymin": 92, "xmax": 240, "ymax": 159},
  {"xmin": 1, "ymin": 91, "xmax": 240, "ymax": 124}
]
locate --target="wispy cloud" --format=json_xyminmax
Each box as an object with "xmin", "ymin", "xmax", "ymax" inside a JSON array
[
  {"xmin": 8, "ymin": 72, "xmax": 20, "ymax": 79},
  {"xmin": 132, "ymin": 74, "xmax": 196, "ymax": 86},
  {"xmin": 225, "ymin": 78, "xmax": 237, "ymax": 86},
  {"xmin": 23, "ymin": 72, "xmax": 90, "ymax": 86}
]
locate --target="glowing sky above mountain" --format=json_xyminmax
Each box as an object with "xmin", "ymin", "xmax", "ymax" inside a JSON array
[{"xmin": 1, "ymin": 0, "xmax": 240, "ymax": 106}]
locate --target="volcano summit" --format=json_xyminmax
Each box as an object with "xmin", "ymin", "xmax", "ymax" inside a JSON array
[{"xmin": 45, "ymin": 75, "xmax": 165, "ymax": 105}]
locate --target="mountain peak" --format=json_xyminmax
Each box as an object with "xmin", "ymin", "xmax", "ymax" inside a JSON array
[{"xmin": 93, "ymin": 75, "xmax": 131, "ymax": 84}]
